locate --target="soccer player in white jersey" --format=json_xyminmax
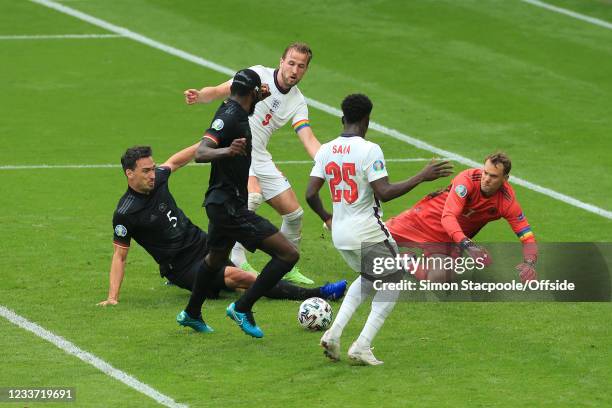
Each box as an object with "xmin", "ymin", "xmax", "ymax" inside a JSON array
[
  {"xmin": 306, "ymin": 94, "xmax": 452, "ymax": 365},
  {"xmin": 184, "ymin": 42, "xmax": 319, "ymax": 285}
]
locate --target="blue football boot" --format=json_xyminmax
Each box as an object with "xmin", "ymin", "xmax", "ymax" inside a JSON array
[
  {"xmin": 176, "ymin": 310, "xmax": 214, "ymax": 333},
  {"xmin": 226, "ymin": 302, "xmax": 263, "ymax": 338},
  {"xmin": 320, "ymin": 279, "xmax": 348, "ymax": 300}
]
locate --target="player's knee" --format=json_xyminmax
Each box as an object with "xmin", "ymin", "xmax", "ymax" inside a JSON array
[
  {"xmin": 229, "ymin": 270, "xmax": 255, "ymax": 290},
  {"xmin": 248, "ymin": 192, "xmax": 264, "ymax": 212},
  {"xmin": 278, "ymin": 244, "xmax": 299, "ymax": 265},
  {"xmin": 282, "ymin": 207, "xmax": 304, "ymax": 226}
]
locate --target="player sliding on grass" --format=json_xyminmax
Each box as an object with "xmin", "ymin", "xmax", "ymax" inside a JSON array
[
  {"xmin": 184, "ymin": 42, "xmax": 318, "ymax": 285},
  {"xmin": 385, "ymin": 152, "xmax": 538, "ymax": 283},
  {"xmin": 306, "ymin": 94, "xmax": 453, "ymax": 365},
  {"xmin": 97, "ymin": 145, "xmax": 346, "ymax": 308}
]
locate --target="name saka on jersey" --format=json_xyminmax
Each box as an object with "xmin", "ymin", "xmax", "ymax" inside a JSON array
[{"xmin": 311, "ymin": 135, "xmax": 391, "ymax": 250}]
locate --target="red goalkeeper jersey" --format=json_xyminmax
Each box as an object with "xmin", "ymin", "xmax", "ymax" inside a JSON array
[{"xmin": 387, "ymin": 168, "xmax": 536, "ymax": 258}]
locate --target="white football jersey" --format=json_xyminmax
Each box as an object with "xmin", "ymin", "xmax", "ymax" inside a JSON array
[
  {"xmin": 311, "ymin": 135, "xmax": 392, "ymax": 250},
  {"xmin": 229, "ymin": 65, "xmax": 309, "ymax": 163}
]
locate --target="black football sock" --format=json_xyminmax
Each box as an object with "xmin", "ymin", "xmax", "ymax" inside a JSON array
[
  {"xmin": 264, "ymin": 280, "xmax": 321, "ymax": 300},
  {"xmin": 235, "ymin": 257, "xmax": 295, "ymax": 312},
  {"xmin": 185, "ymin": 260, "xmax": 217, "ymax": 318}
]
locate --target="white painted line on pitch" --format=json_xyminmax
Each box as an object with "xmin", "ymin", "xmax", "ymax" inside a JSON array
[
  {"xmin": 0, "ymin": 158, "xmax": 436, "ymax": 170},
  {"xmin": 27, "ymin": 0, "xmax": 612, "ymax": 219},
  {"xmin": 0, "ymin": 305, "xmax": 187, "ymax": 408},
  {"xmin": 520, "ymin": 0, "xmax": 612, "ymax": 30},
  {"xmin": 0, "ymin": 34, "xmax": 123, "ymax": 40}
]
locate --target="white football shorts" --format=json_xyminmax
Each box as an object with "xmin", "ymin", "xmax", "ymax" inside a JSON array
[{"xmin": 249, "ymin": 159, "xmax": 292, "ymax": 201}]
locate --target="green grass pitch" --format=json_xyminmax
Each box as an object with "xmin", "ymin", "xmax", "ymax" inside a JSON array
[{"xmin": 1, "ymin": 0, "xmax": 611, "ymax": 407}]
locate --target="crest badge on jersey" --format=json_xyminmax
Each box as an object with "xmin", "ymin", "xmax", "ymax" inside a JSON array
[
  {"xmin": 114, "ymin": 224, "xmax": 127, "ymax": 237},
  {"xmin": 455, "ymin": 184, "xmax": 468, "ymax": 198},
  {"xmin": 518, "ymin": 212, "xmax": 525, "ymax": 221},
  {"xmin": 272, "ymin": 98, "xmax": 281, "ymax": 111},
  {"xmin": 372, "ymin": 160, "xmax": 385, "ymax": 172},
  {"xmin": 211, "ymin": 119, "xmax": 224, "ymax": 131}
]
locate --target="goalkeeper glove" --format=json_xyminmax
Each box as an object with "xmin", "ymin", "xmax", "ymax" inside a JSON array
[
  {"xmin": 459, "ymin": 238, "xmax": 492, "ymax": 266},
  {"xmin": 516, "ymin": 259, "xmax": 537, "ymax": 283}
]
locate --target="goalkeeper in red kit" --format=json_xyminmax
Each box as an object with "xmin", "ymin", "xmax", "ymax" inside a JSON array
[{"xmin": 386, "ymin": 152, "xmax": 537, "ymax": 283}]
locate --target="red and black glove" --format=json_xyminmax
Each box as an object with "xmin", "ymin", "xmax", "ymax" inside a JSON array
[
  {"xmin": 460, "ymin": 238, "xmax": 492, "ymax": 266},
  {"xmin": 516, "ymin": 259, "xmax": 537, "ymax": 283}
]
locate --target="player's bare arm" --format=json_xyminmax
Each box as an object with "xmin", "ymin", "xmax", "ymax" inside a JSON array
[
  {"xmin": 97, "ymin": 244, "xmax": 129, "ymax": 306},
  {"xmin": 371, "ymin": 159, "xmax": 453, "ymax": 202},
  {"xmin": 184, "ymin": 80, "xmax": 231, "ymax": 104},
  {"xmin": 160, "ymin": 142, "xmax": 200, "ymax": 172},
  {"xmin": 305, "ymin": 176, "xmax": 332, "ymax": 228},
  {"xmin": 195, "ymin": 137, "xmax": 247, "ymax": 163},
  {"xmin": 297, "ymin": 126, "xmax": 321, "ymax": 159}
]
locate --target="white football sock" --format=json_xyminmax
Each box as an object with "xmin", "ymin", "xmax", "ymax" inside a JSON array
[
  {"xmin": 329, "ymin": 276, "xmax": 374, "ymax": 338},
  {"xmin": 230, "ymin": 244, "xmax": 247, "ymax": 267},
  {"xmin": 230, "ymin": 193, "xmax": 263, "ymax": 266},
  {"xmin": 280, "ymin": 207, "xmax": 303, "ymax": 249},
  {"xmin": 248, "ymin": 192, "xmax": 264, "ymax": 212},
  {"xmin": 356, "ymin": 287, "xmax": 400, "ymax": 348}
]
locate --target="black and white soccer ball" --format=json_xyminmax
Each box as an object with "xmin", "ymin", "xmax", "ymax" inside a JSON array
[{"xmin": 297, "ymin": 297, "xmax": 333, "ymax": 331}]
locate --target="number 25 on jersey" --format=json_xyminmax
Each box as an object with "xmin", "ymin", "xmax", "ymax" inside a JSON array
[{"xmin": 325, "ymin": 162, "xmax": 358, "ymax": 204}]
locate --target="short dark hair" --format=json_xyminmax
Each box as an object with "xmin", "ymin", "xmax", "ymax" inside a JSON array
[
  {"xmin": 485, "ymin": 151, "xmax": 512, "ymax": 175},
  {"xmin": 230, "ymin": 68, "xmax": 261, "ymax": 96},
  {"xmin": 121, "ymin": 146, "xmax": 152, "ymax": 171},
  {"xmin": 282, "ymin": 42, "xmax": 313, "ymax": 65},
  {"xmin": 341, "ymin": 94, "xmax": 373, "ymax": 124}
]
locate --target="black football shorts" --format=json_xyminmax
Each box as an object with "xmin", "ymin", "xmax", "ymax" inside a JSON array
[{"xmin": 205, "ymin": 202, "xmax": 279, "ymax": 252}]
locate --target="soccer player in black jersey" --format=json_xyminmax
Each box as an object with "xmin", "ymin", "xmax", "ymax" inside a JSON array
[
  {"xmin": 98, "ymin": 145, "xmax": 346, "ymax": 309},
  {"xmin": 179, "ymin": 69, "xmax": 302, "ymax": 338}
]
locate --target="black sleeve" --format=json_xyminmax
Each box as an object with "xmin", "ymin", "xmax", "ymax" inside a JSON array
[
  {"xmin": 204, "ymin": 113, "xmax": 238, "ymax": 147},
  {"xmin": 155, "ymin": 166, "xmax": 171, "ymax": 187},
  {"xmin": 112, "ymin": 211, "xmax": 132, "ymax": 248}
]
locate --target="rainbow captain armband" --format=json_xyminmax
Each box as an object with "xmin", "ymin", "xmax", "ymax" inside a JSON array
[
  {"xmin": 516, "ymin": 226, "xmax": 534, "ymax": 242},
  {"xmin": 292, "ymin": 119, "xmax": 310, "ymax": 133}
]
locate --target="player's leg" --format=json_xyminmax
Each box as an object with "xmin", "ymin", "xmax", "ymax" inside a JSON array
[
  {"xmin": 176, "ymin": 248, "xmax": 229, "ymax": 333},
  {"xmin": 224, "ymin": 266, "xmax": 347, "ymax": 300},
  {"xmin": 348, "ymin": 241, "xmax": 403, "ymax": 366},
  {"xmin": 266, "ymin": 279, "xmax": 347, "ymax": 301},
  {"xmin": 183, "ymin": 245, "xmax": 231, "ymax": 317},
  {"xmin": 348, "ymin": 280, "xmax": 400, "ymax": 366},
  {"xmin": 230, "ymin": 176, "xmax": 263, "ymax": 269},
  {"xmin": 255, "ymin": 162, "xmax": 313, "ymax": 284},
  {"xmin": 223, "ymin": 266, "xmax": 256, "ymax": 289},
  {"xmin": 321, "ymin": 249, "xmax": 374, "ymax": 361},
  {"xmin": 234, "ymin": 231, "xmax": 299, "ymax": 312},
  {"xmin": 179, "ymin": 206, "xmax": 235, "ymax": 333},
  {"xmin": 267, "ymin": 187, "xmax": 302, "ymax": 247},
  {"xmin": 225, "ymin": 207, "xmax": 298, "ymax": 338}
]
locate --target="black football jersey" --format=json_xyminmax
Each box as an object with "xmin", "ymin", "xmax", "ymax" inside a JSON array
[
  {"xmin": 202, "ymin": 99, "xmax": 252, "ymax": 207},
  {"xmin": 112, "ymin": 166, "xmax": 205, "ymax": 273}
]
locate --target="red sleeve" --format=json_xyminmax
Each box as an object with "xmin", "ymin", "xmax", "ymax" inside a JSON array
[
  {"xmin": 441, "ymin": 172, "xmax": 472, "ymax": 243},
  {"xmin": 503, "ymin": 197, "xmax": 537, "ymax": 262}
]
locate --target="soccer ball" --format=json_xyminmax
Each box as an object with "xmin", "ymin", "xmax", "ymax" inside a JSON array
[{"xmin": 297, "ymin": 297, "xmax": 333, "ymax": 331}]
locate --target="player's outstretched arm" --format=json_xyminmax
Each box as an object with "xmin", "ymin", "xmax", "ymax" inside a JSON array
[
  {"xmin": 504, "ymin": 201, "xmax": 538, "ymax": 282},
  {"xmin": 97, "ymin": 244, "xmax": 129, "ymax": 306},
  {"xmin": 305, "ymin": 176, "xmax": 332, "ymax": 228},
  {"xmin": 184, "ymin": 81, "xmax": 231, "ymax": 104},
  {"xmin": 195, "ymin": 137, "xmax": 247, "ymax": 163},
  {"xmin": 296, "ymin": 126, "xmax": 321, "ymax": 159},
  {"xmin": 160, "ymin": 142, "xmax": 200, "ymax": 173},
  {"xmin": 371, "ymin": 159, "xmax": 453, "ymax": 202}
]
